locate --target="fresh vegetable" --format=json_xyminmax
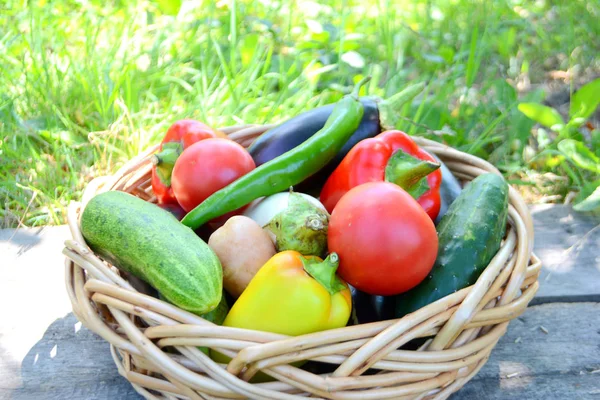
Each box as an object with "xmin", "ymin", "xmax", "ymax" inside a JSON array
[
  {"xmin": 151, "ymin": 119, "xmax": 220, "ymax": 204},
  {"xmin": 200, "ymin": 292, "xmax": 229, "ymax": 325},
  {"xmin": 321, "ymin": 130, "xmax": 442, "ymax": 220},
  {"xmin": 327, "ymin": 181, "xmax": 438, "ymax": 296},
  {"xmin": 181, "ymin": 77, "xmax": 370, "ymax": 230},
  {"xmin": 216, "ymin": 250, "xmax": 352, "ymax": 336},
  {"xmin": 433, "ymin": 156, "xmax": 463, "ymax": 225},
  {"xmin": 244, "ymin": 190, "xmax": 329, "ymax": 257},
  {"xmin": 243, "ymin": 191, "xmax": 326, "ymax": 228},
  {"xmin": 208, "ymin": 216, "xmax": 276, "ymax": 298},
  {"xmin": 248, "ymin": 83, "xmax": 425, "ymax": 190},
  {"xmin": 159, "ymin": 291, "xmax": 229, "ymax": 355},
  {"xmin": 159, "ymin": 290, "xmax": 229, "ymax": 325},
  {"xmin": 171, "ymin": 138, "xmax": 256, "ymax": 215},
  {"xmin": 348, "ymin": 160, "xmax": 462, "ymax": 323},
  {"xmin": 80, "ymin": 191, "xmax": 223, "ymax": 315},
  {"xmin": 211, "ymin": 250, "xmax": 351, "ymax": 379},
  {"xmin": 158, "ymin": 202, "xmax": 187, "ymax": 221},
  {"xmin": 199, "ymin": 291, "xmax": 229, "ymax": 354},
  {"xmin": 394, "ymin": 173, "xmax": 509, "ymax": 317},
  {"xmin": 349, "ymin": 286, "xmax": 396, "ymax": 325}
]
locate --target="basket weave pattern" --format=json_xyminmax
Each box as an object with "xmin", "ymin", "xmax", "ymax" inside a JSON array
[{"xmin": 63, "ymin": 125, "xmax": 541, "ymax": 400}]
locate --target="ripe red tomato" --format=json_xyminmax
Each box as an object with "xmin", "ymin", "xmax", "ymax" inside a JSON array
[
  {"xmin": 327, "ymin": 181, "xmax": 438, "ymax": 296},
  {"xmin": 171, "ymin": 138, "xmax": 256, "ymax": 214},
  {"xmin": 163, "ymin": 119, "xmax": 220, "ymax": 146},
  {"xmin": 152, "ymin": 119, "xmax": 222, "ymax": 205}
]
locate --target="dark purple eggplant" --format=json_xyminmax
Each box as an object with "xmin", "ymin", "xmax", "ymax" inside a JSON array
[
  {"xmin": 349, "ymin": 285, "xmax": 396, "ymax": 325},
  {"xmin": 249, "ymin": 98, "xmax": 379, "ymax": 168},
  {"xmin": 248, "ymin": 83, "xmax": 425, "ymax": 192},
  {"xmin": 433, "ymin": 155, "xmax": 463, "ymax": 225}
]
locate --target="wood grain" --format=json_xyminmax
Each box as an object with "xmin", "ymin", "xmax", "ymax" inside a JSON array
[
  {"xmin": 462, "ymin": 302, "xmax": 600, "ymax": 399},
  {"xmin": 529, "ymin": 205, "xmax": 600, "ymax": 304}
]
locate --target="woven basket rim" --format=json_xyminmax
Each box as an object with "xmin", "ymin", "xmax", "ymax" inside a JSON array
[{"xmin": 63, "ymin": 124, "xmax": 541, "ymax": 400}]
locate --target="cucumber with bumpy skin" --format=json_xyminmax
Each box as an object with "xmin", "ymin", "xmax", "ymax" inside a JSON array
[
  {"xmin": 81, "ymin": 191, "xmax": 223, "ymax": 315},
  {"xmin": 395, "ymin": 173, "xmax": 509, "ymax": 317}
]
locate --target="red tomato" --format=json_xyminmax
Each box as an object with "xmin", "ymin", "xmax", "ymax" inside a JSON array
[
  {"xmin": 171, "ymin": 138, "xmax": 256, "ymax": 215},
  {"xmin": 152, "ymin": 119, "xmax": 221, "ymax": 205},
  {"xmin": 327, "ymin": 182, "xmax": 438, "ymax": 296},
  {"xmin": 163, "ymin": 119, "xmax": 220, "ymax": 146}
]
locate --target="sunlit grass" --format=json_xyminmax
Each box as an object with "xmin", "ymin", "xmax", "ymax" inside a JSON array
[{"xmin": 0, "ymin": 0, "xmax": 598, "ymax": 227}]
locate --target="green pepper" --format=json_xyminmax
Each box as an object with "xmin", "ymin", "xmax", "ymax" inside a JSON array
[{"xmin": 181, "ymin": 77, "xmax": 370, "ymax": 230}]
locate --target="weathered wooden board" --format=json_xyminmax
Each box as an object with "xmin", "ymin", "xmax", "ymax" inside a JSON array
[
  {"xmin": 461, "ymin": 302, "xmax": 600, "ymax": 400},
  {"xmin": 0, "ymin": 313, "xmax": 140, "ymax": 400},
  {"xmin": 529, "ymin": 205, "xmax": 600, "ymax": 304}
]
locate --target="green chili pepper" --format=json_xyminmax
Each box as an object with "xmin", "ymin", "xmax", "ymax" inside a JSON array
[{"xmin": 181, "ymin": 76, "xmax": 371, "ymax": 230}]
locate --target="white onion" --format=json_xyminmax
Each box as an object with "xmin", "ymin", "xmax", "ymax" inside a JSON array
[{"xmin": 243, "ymin": 192, "xmax": 326, "ymax": 228}]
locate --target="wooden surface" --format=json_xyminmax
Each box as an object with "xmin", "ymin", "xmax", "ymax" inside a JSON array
[
  {"xmin": 1, "ymin": 204, "xmax": 599, "ymax": 400},
  {"xmin": 529, "ymin": 204, "xmax": 600, "ymax": 304}
]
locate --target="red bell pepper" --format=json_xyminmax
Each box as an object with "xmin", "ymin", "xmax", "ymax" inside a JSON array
[
  {"xmin": 151, "ymin": 119, "xmax": 220, "ymax": 204},
  {"xmin": 320, "ymin": 130, "xmax": 442, "ymax": 220}
]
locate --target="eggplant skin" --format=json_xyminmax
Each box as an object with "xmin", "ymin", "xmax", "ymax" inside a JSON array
[
  {"xmin": 350, "ymin": 285, "xmax": 396, "ymax": 325},
  {"xmin": 248, "ymin": 98, "xmax": 380, "ymax": 188},
  {"xmin": 432, "ymin": 156, "xmax": 463, "ymax": 225}
]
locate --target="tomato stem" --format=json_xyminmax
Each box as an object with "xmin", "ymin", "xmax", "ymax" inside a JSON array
[{"xmin": 152, "ymin": 142, "xmax": 183, "ymax": 186}]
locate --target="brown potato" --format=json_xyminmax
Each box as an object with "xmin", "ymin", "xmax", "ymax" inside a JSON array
[{"xmin": 208, "ymin": 215, "xmax": 276, "ymax": 298}]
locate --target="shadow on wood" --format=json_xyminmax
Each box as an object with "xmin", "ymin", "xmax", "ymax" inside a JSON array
[{"xmin": 5, "ymin": 313, "xmax": 141, "ymax": 400}]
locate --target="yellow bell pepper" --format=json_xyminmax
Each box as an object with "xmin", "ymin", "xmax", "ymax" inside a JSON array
[
  {"xmin": 221, "ymin": 250, "xmax": 352, "ymax": 335},
  {"xmin": 209, "ymin": 251, "xmax": 351, "ymax": 380}
]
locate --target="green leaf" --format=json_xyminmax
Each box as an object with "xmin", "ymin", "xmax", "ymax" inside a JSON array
[
  {"xmin": 341, "ymin": 51, "xmax": 365, "ymax": 69},
  {"xmin": 438, "ymin": 45, "xmax": 455, "ymax": 64},
  {"xmin": 570, "ymin": 78, "xmax": 600, "ymax": 120},
  {"xmin": 154, "ymin": 0, "xmax": 182, "ymax": 15},
  {"xmin": 518, "ymin": 103, "xmax": 565, "ymax": 129},
  {"xmin": 557, "ymin": 139, "xmax": 600, "ymax": 173},
  {"xmin": 573, "ymin": 184, "xmax": 600, "ymax": 213}
]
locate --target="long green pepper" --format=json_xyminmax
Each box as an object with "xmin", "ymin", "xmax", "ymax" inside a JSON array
[{"xmin": 181, "ymin": 77, "xmax": 371, "ymax": 230}]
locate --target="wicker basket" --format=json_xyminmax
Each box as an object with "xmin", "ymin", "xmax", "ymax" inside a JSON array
[{"xmin": 63, "ymin": 124, "xmax": 541, "ymax": 400}]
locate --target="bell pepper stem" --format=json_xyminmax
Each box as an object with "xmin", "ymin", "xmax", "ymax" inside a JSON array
[
  {"xmin": 378, "ymin": 82, "xmax": 426, "ymax": 130},
  {"xmin": 151, "ymin": 142, "xmax": 183, "ymax": 186},
  {"xmin": 302, "ymin": 253, "xmax": 347, "ymax": 296},
  {"xmin": 385, "ymin": 149, "xmax": 440, "ymax": 199}
]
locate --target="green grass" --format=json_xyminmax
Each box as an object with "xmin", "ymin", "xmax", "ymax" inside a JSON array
[{"xmin": 1, "ymin": 0, "xmax": 599, "ymax": 227}]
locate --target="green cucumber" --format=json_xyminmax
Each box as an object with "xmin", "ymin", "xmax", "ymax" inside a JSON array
[
  {"xmin": 159, "ymin": 290, "xmax": 229, "ymax": 325},
  {"xmin": 81, "ymin": 191, "xmax": 223, "ymax": 315},
  {"xmin": 395, "ymin": 173, "xmax": 509, "ymax": 317}
]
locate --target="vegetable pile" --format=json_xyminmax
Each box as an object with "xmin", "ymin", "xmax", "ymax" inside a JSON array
[{"xmin": 81, "ymin": 77, "xmax": 510, "ymax": 368}]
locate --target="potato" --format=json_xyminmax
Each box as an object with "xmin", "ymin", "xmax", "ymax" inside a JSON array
[{"xmin": 208, "ymin": 215, "xmax": 276, "ymax": 298}]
